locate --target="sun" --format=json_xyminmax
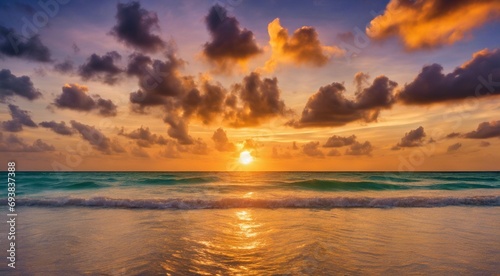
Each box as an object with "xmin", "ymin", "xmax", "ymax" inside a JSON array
[{"xmin": 239, "ymin": 151, "xmax": 254, "ymax": 165}]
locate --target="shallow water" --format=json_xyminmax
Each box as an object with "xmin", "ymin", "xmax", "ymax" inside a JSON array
[{"xmin": 0, "ymin": 207, "xmax": 498, "ymax": 275}]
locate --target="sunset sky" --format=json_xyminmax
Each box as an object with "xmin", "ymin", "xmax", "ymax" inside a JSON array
[{"xmin": 1, "ymin": 0, "xmax": 499, "ymax": 171}]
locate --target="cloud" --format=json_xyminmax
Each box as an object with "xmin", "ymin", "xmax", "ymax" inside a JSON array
[
  {"xmin": 158, "ymin": 138, "xmax": 207, "ymax": 158},
  {"xmin": 265, "ymin": 18, "xmax": 344, "ymax": 71},
  {"xmin": 292, "ymin": 141, "xmax": 299, "ymax": 150},
  {"xmin": 129, "ymin": 53, "xmax": 190, "ymax": 108},
  {"xmin": 110, "ymin": 1, "xmax": 165, "ymax": 52},
  {"xmin": 182, "ymin": 81, "xmax": 227, "ymax": 124},
  {"xmin": 327, "ymin": 149, "xmax": 341, "ymax": 156},
  {"xmin": 479, "ymin": 141, "xmax": 491, "ymax": 147},
  {"xmin": 225, "ymin": 72, "xmax": 289, "ymax": 127},
  {"xmin": 119, "ymin": 126, "xmax": 167, "ymax": 147},
  {"xmin": 302, "ymin": 141, "xmax": 324, "ymax": 158},
  {"xmin": 1, "ymin": 104, "xmax": 37, "ymax": 132},
  {"xmin": 398, "ymin": 48, "xmax": 500, "ymax": 104},
  {"xmin": 203, "ymin": 5, "xmax": 261, "ymax": 71},
  {"xmin": 392, "ymin": 126, "xmax": 426, "ymax": 149},
  {"xmin": 127, "ymin": 53, "xmax": 289, "ymax": 142},
  {"xmin": 0, "ymin": 69, "xmax": 42, "ymax": 102},
  {"xmin": 39, "ymin": 121, "xmax": 74, "ymax": 135},
  {"xmin": 53, "ymin": 83, "xmax": 117, "ymax": 116},
  {"xmin": 131, "ymin": 146, "xmax": 149, "ymax": 158},
  {"xmin": 366, "ymin": 0, "xmax": 500, "ymax": 50},
  {"xmin": 78, "ymin": 51, "xmax": 123, "ymax": 85},
  {"xmin": 212, "ymin": 128, "xmax": 236, "ymax": 152},
  {"xmin": 159, "ymin": 140, "xmax": 181, "ymax": 158},
  {"xmin": 70, "ymin": 120, "xmax": 123, "ymax": 154},
  {"xmin": 53, "ymin": 59, "xmax": 74, "ymax": 73},
  {"xmin": 447, "ymin": 142, "xmax": 462, "ymax": 152},
  {"xmin": 323, "ymin": 135, "xmax": 356, "ymax": 147},
  {"xmin": 464, "ymin": 120, "xmax": 500, "ymax": 139},
  {"xmin": 289, "ymin": 74, "xmax": 397, "ymax": 127},
  {"xmin": 0, "ymin": 132, "xmax": 54, "ymax": 152},
  {"xmin": 164, "ymin": 116, "xmax": 193, "ymax": 145},
  {"xmin": 0, "ymin": 24, "xmax": 51, "ymax": 62},
  {"xmin": 272, "ymin": 146, "xmax": 292, "ymax": 159},
  {"xmin": 345, "ymin": 141, "xmax": 373, "ymax": 156},
  {"xmin": 126, "ymin": 52, "xmax": 152, "ymax": 77},
  {"xmin": 446, "ymin": 132, "xmax": 461, "ymax": 139},
  {"xmin": 190, "ymin": 138, "xmax": 209, "ymax": 155}
]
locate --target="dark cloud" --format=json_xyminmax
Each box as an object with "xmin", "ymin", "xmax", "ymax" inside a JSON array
[
  {"xmin": 129, "ymin": 53, "xmax": 190, "ymax": 108},
  {"xmin": 345, "ymin": 141, "xmax": 373, "ymax": 156},
  {"xmin": 0, "ymin": 25, "xmax": 51, "ymax": 62},
  {"xmin": 392, "ymin": 126, "xmax": 426, "ymax": 150},
  {"xmin": 53, "ymin": 83, "xmax": 117, "ymax": 116},
  {"xmin": 212, "ymin": 128, "xmax": 236, "ymax": 152},
  {"xmin": 119, "ymin": 126, "xmax": 167, "ymax": 147},
  {"xmin": 464, "ymin": 120, "xmax": 500, "ymax": 139},
  {"xmin": 182, "ymin": 81, "xmax": 227, "ymax": 124},
  {"xmin": 164, "ymin": 116, "xmax": 193, "ymax": 145},
  {"xmin": 225, "ymin": 72, "xmax": 289, "ymax": 127},
  {"xmin": 127, "ymin": 55, "xmax": 289, "ymax": 142},
  {"xmin": 446, "ymin": 132, "xmax": 461, "ymax": 139},
  {"xmin": 70, "ymin": 120, "xmax": 122, "ymax": 154},
  {"xmin": 126, "ymin": 52, "xmax": 152, "ymax": 77},
  {"xmin": 53, "ymin": 59, "xmax": 74, "ymax": 73},
  {"xmin": 323, "ymin": 134, "xmax": 356, "ymax": 148},
  {"xmin": 79, "ymin": 51, "xmax": 123, "ymax": 85},
  {"xmin": 1, "ymin": 120, "xmax": 22, "ymax": 132},
  {"xmin": 302, "ymin": 141, "xmax": 324, "ymax": 158},
  {"xmin": 327, "ymin": 149, "xmax": 341, "ymax": 156},
  {"xmin": 266, "ymin": 18, "xmax": 343, "ymax": 71},
  {"xmin": 203, "ymin": 5, "xmax": 261, "ymax": 70},
  {"xmin": 39, "ymin": 121, "xmax": 74, "ymax": 136},
  {"xmin": 111, "ymin": 1, "xmax": 165, "ymax": 52},
  {"xmin": 355, "ymin": 76, "xmax": 397, "ymax": 109},
  {"xmin": 95, "ymin": 98, "xmax": 118, "ymax": 116},
  {"xmin": 479, "ymin": 141, "xmax": 491, "ymax": 147},
  {"xmin": 447, "ymin": 142, "xmax": 462, "ymax": 152},
  {"xmin": 292, "ymin": 141, "xmax": 299, "ymax": 150},
  {"xmin": 1, "ymin": 104, "xmax": 37, "ymax": 132},
  {"xmin": 289, "ymin": 75, "xmax": 397, "ymax": 127},
  {"xmin": 398, "ymin": 48, "xmax": 500, "ymax": 104},
  {"xmin": 0, "ymin": 69, "xmax": 42, "ymax": 102},
  {"xmin": 0, "ymin": 132, "xmax": 54, "ymax": 152}
]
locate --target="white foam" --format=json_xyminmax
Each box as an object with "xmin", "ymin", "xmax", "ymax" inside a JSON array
[{"xmin": 10, "ymin": 195, "xmax": 500, "ymax": 209}]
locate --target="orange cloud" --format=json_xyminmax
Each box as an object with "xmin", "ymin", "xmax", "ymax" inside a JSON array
[
  {"xmin": 265, "ymin": 18, "xmax": 344, "ymax": 71},
  {"xmin": 366, "ymin": 0, "xmax": 500, "ymax": 50}
]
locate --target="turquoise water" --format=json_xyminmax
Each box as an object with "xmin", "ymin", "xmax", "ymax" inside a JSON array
[{"xmin": 3, "ymin": 171, "xmax": 500, "ymax": 208}]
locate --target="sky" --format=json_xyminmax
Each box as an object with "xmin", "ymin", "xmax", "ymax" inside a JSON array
[{"xmin": 0, "ymin": 0, "xmax": 499, "ymax": 171}]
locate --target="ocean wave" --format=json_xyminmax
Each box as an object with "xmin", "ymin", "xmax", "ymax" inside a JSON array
[
  {"xmin": 285, "ymin": 179, "xmax": 409, "ymax": 190},
  {"xmin": 134, "ymin": 176, "xmax": 221, "ymax": 186},
  {"xmin": 9, "ymin": 196, "xmax": 500, "ymax": 209}
]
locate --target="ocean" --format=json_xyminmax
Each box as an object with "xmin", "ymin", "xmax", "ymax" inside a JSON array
[{"xmin": 1, "ymin": 171, "xmax": 499, "ymax": 275}]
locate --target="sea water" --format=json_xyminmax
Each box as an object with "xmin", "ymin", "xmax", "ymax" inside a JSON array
[{"xmin": 0, "ymin": 172, "xmax": 499, "ymax": 274}]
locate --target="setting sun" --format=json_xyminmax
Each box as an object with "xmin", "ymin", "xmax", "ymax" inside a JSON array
[{"xmin": 239, "ymin": 151, "xmax": 254, "ymax": 165}]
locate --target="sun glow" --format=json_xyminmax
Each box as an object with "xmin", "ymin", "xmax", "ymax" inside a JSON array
[{"xmin": 239, "ymin": 151, "xmax": 254, "ymax": 165}]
